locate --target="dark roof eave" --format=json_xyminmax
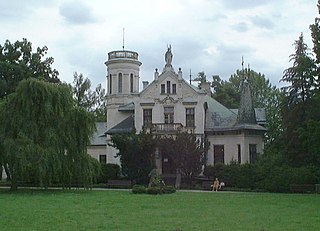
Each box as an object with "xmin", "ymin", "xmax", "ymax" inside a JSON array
[{"xmin": 205, "ymin": 124, "xmax": 267, "ymax": 133}]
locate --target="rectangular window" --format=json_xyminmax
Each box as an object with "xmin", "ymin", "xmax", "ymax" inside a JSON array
[
  {"xmin": 249, "ymin": 144, "xmax": 257, "ymax": 164},
  {"xmin": 143, "ymin": 109, "xmax": 152, "ymax": 127},
  {"xmin": 214, "ymin": 145, "xmax": 224, "ymax": 164},
  {"xmin": 109, "ymin": 74, "xmax": 112, "ymax": 94},
  {"xmin": 118, "ymin": 73, "xmax": 122, "ymax": 93},
  {"xmin": 237, "ymin": 144, "xmax": 241, "ymax": 164},
  {"xmin": 99, "ymin": 155, "xmax": 107, "ymax": 164},
  {"xmin": 130, "ymin": 73, "xmax": 134, "ymax": 93},
  {"xmin": 186, "ymin": 108, "xmax": 195, "ymax": 127},
  {"xmin": 161, "ymin": 84, "xmax": 165, "ymax": 94},
  {"xmin": 172, "ymin": 84, "xmax": 176, "ymax": 94},
  {"xmin": 166, "ymin": 81, "xmax": 171, "ymax": 94},
  {"xmin": 164, "ymin": 107, "xmax": 174, "ymax": 124}
]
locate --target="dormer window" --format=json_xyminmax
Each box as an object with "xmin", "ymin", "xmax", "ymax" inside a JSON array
[
  {"xmin": 172, "ymin": 84, "xmax": 176, "ymax": 94},
  {"xmin": 161, "ymin": 84, "xmax": 165, "ymax": 94},
  {"xmin": 161, "ymin": 81, "xmax": 176, "ymax": 94},
  {"xmin": 166, "ymin": 81, "xmax": 171, "ymax": 94}
]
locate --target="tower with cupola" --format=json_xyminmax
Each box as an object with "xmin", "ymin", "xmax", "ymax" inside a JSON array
[{"xmin": 104, "ymin": 50, "xmax": 141, "ymax": 163}]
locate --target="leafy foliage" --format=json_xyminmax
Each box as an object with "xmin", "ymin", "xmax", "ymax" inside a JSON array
[
  {"xmin": 159, "ymin": 133, "xmax": 209, "ymax": 182},
  {"xmin": 280, "ymin": 33, "xmax": 319, "ymax": 166},
  {"xmin": 132, "ymin": 184, "xmax": 147, "ymax": 194},
  {"xmin": 110, "ymin": 132, "xmax": 156, "ymax": 184},
  {"xmin": 204, "ymin": 162, "xmax": 318, "ymax": 193},
  {"xmin": 281, "ymin": 33, "xmax": 316, "ymax": 105},
  {"xmin": 0, "ymin": 78, "xmax": 99, "ymax": 189},
  {"xmin": 0, "ymin": 38, "xmax": 60, "ymax": 99},
  {"xmin": 71, "ymin": 72, "xmax": 107, "ymax": 121},
  {"xmin": 97, "ymin": 163, "xmax": 120, "ymax": 183}
]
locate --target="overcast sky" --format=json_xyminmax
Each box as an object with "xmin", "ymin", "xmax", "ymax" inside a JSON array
[{"xmin": 1, "ymin": 0, "xmax": 318, "ymax": 89}]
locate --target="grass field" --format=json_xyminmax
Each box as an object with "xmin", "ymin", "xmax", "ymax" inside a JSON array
[{"xmin": 0, "ymin": 188, "xmax": 319, "ymax": 231}]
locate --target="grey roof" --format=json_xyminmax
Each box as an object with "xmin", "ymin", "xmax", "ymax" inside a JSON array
[
  {"xmin": 204, "ymin": 96, "xmax": 266, "ymax": 132},
  {"xmin": 204, "ymin": 95, "xmax": 238, "ymax": 129},
  {"xmin": 89, "ymin": 122, "xmax": 107, "ymax": 146},
  {"xmin": 231, "ymin": 108, "xmax": 266, "ymax": 124},
  {"xmin": 106, "ymin": 115, "xmax": 135, "ymax": 135},
  {"xmin": 118, "ymin": 102, "xmax": 135, "ymax": 111}
]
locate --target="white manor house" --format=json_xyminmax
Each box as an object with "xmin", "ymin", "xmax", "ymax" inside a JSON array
[{"xmin": 89, "ymin": 46, "xmax": 266, "ymax": 175}]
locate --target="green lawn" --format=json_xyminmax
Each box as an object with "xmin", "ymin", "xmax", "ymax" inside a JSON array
[{"xmin": 0, "ymin": 189, "xmax": 319, "ymax": 231}]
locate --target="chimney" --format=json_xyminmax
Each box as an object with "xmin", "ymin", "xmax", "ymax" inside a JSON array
[
  {"xmin": 154, "ymin": 68, "xmax": 159, "ymax": 80},
  {"xmin": 142, "ymin": 81, "xmax": 149, "ymax": 90},
  {"xmin": 200, "ymin": 82, "xmax": 211, "ymax": 95},
  {"xmin": 178, "ymin": 68, "xmax": 182, "ymax": 80}
]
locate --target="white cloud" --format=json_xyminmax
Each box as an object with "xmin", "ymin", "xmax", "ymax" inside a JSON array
[
  {"xmin": 59, "ymin": 1, "xmax": 98, "ymax": 25},
  {"xmin": 0, "ymin": 0, "xmax": 318, "ymax": 88}
]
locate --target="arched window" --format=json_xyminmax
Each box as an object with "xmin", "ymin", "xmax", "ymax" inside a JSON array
[
  {"xmin": 130, "ymin": 73, "xmax": 134, "ymax": 93},
  {"xmin": 109, "ymin": 74, "xmax": 112, "ymax": 94},
  {"xmin": 118, "ymin": 73, "xmax": 122, "ymax": 93}
]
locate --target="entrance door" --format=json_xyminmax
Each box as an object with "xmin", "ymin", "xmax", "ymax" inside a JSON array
[
  {"xmin": 162, "ymin": 156, "xmax": 176, "ymax": 175},
  {"xmin": 214, "ymin": 145, "xmax": 224, "ymax": 164}
]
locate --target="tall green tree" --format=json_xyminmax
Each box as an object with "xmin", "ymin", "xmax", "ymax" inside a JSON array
[
  {"xmin": 159, "ymin": 133, "xmax": 209, "ymax": 184},
  {"xmin": 0, "ymin": 78, "xmax": 99, "ymax": 190},
  {"xmin": 0, "ymin": 38, "xmax": 60, "ymax": 99},
  {"xmin": 281, "ymin": 33, "xmax": 316, "ymax": 105},
  {"xmin": 110, "ymin": 132, "xmax": 156, "ymax": 184},
  {"xmin": 310, "ymin": 0, "xmax": 320, "ymax": 82},
  {"xmin": 71, "ymin": 72, "xmax": 106, "ymax": 121},
  {"xmin": 280, "ymin": 33, "xmax": 316, "ymax": 166}
]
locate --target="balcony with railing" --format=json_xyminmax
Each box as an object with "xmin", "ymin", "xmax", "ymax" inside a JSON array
[
  {"xmin": 143, "ymin": 123, "xmax": 195, "ymax": 134},
  {"xmin": 108, "ymin": 50, "xmax": 139, "ymax": 60}
]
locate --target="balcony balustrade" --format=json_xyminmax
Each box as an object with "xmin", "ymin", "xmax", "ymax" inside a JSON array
[
  {"xmin": 143, "ymin": 123, "xmax": 195, "ymax": 134},
  {"xmin": 108, "ymin": 51, "xmax": 139, "ymax": 60}
]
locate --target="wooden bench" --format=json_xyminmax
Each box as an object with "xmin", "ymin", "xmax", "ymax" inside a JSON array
[
  {"xmin": 202, "ymin": 181, "xmax": 213, "ymax": 191},
  {"xmin": 106, "ymin": 180, "xmax": 132, "ymax": 189},
  {"xmin": 290, "ymin": 184, "xmax": 315, "ymax": 193}
]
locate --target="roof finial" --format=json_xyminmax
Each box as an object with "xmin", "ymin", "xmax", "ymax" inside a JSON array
[
  {"xmin": 241, "ymin": 56, "xmax": 245, "ymax": 80},
  {"xmin": 122, "ymin": 28, "xmax": 125, "ymax": 50}
]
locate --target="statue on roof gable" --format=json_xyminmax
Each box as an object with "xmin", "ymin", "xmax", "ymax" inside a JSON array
[{"xmin": 165, "ymin": 45, "xmax": 173, "ymax": 67}]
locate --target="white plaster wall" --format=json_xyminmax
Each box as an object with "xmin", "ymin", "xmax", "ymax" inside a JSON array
[
  {"xmin": 106, "ymin": 140, "xmax": 121, "ymax": 165},
  {"xmin": 107, "ymin": 62, "xmax": 140, "ymax": 95},
  {"xmin": 87, "ymin": 146, "xmax": 107, "ymax": 161},
  {"xmin": 207, "ymin": 133, "xmax": 264, "ymax": 165}
]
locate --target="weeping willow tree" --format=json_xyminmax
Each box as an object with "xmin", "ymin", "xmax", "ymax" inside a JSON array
[{"xmin": 0, "ymin": 78, "xmax": 100, "ymax": 190}]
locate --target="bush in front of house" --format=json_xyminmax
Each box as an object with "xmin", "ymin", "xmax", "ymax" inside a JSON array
[
  {"xmin": 132, "ymin": 184, "xmax": 176, "ymax": 195},
  {"xmin": 204, "ymin": 163, "xmax": 319, "ymax": 193},
  {"xmin": 163, "ymin": 185, "xmax": 176, "ymax": 194},
  {"xmin": 146, "ymin": 185, "xmax": 176, "ymax": 195},
  {"xmin": 97, "ymin": 163, "xmax": 120, "ymax": 183},
  {"xmin": 132, "ymin": 184, "xmax": 146, "ymax": 194}
]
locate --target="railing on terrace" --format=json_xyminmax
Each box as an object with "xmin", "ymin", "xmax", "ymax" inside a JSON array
[
  {"xmin": 108, "ymin": 50, "xmax": 139, "ymax": 60},
  {"xmin": 143, "ymin": 123, "xmax": 195, "ymax": 134}
]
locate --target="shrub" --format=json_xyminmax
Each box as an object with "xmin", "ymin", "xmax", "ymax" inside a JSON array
[
  {"xmin": 204, "ymin": 162, "xmax": 319, "ymax": 193},
  {"xmin": 97, "ymin": 163, "xmax": 120, "ymax": 183},
  {"xmin": 147, "ymin": 186, "xmax": 162, "ymax": 195},
  {"xmin": 132, "ymin": 184, "xmax": 146, "ymax": 194},
  {"xmin": 145, "ymin": 185, "xmax": 176, "ymax": 195},
  {"xmin": 163, "ymin": 185, "xmax": 176, "ymax": 194}
]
